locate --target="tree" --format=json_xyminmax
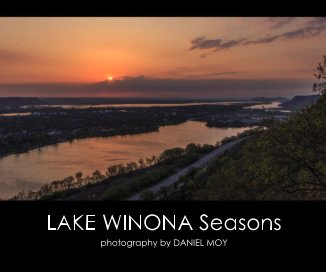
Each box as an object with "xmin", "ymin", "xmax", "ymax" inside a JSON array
[
  {"xmin": 125, "ymin": 162, "xmax": 138, "ymax": 172},
  {"xmin": 116, "ymin": 164, "xmax": 126, "ymax": 175},
  {"xmin": 138, "ymin": 158, "xmax": 146, "ymax": 169},
  {"xmin": 51, "ymin": 180, "xmax": 60, "ymax": 192},
  {"xmin": 92, "ymin": 170, "xmax": 103, "ymax": 183},
  {"xmin": 151, "ymin": 155, "xmax": 158, "ymax": 164},
  {"xmin": 58, "ymin": 179, "xmax": 66, "ymax": 190},
  {"xmin": 185, "ymin": 143, "xmax": 200, "ymax": 154},
  {"xmin": 75, "ymin": 172, "xmax": 83, "ymax": 188},
  {"xmin": 64, "ymin": 176, "xmax": 75, "ymax": 190},
  {"xmin": 27, "ymin": 190, "xmax": 38, "ymax": 200},
  {"xmin": 40, "ymin": 184, "xmax": 51, "ymax": 196},
  {"xmin": 145, "ymin": 156, "xmax": 153, "ymax": 166},
  {"xmin": 159, "ymin": 147, "xmax": 184, "ymax": 163},
  {"xmin": 107, "ymin": 165, "xmax": 118, "ymax": 177},
  {"xmin": 313, "ymin": 55, "xmax": 326, "ymax": 95}
]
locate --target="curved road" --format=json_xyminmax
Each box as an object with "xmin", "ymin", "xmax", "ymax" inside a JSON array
[{"xmin": 127, "ymin": 137, "xmax": 248, "ymax": 200}]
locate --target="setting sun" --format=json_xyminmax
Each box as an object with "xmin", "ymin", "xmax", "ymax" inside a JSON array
[{"xmin": 108, "ymin": 76, "xmax": 113, "ymax": 81}]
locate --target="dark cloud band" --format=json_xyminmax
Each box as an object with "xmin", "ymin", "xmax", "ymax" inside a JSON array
[
  {"xmin": 0, "ymin": 77, "xmax": 313, "ymax": 98},
  {"xmin": 190, "ymin": 17, "xmax": 326, "ymax": 53}
]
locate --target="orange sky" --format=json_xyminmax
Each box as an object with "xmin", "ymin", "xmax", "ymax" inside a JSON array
[{"xmin": 0, "ymin": 17, "xmax": 325, "ymax": 97}]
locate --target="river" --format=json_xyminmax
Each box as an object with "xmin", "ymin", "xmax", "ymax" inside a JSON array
[
  {"xmin": 245, "ymin": 101, "xmax": 281, "ymax": 109},
  {"xmin": 0, "ymin": 121, "xmax": 249, "ymax": 199}
]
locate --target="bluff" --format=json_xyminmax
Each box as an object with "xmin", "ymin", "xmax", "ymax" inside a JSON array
[{"xmin": 281, "ymin": 95, "xmax": 320, "ymax": 110}]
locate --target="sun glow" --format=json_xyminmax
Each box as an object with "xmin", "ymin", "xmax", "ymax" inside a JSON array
[{"xmin": 107, "ymin": 76, "xmax": 113, "ymax": 81}]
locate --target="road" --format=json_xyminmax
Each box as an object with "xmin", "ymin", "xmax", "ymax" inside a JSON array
[{"xmin": 127, "ymin": 137, "xmax": 248, "ymax": 200}]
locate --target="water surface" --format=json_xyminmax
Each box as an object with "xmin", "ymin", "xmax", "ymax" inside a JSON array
[
  {"xmin": 0, "ymin": 112, "xmax": 32, "ymax": 117},
  {"xmin": 0, "ymin": 121, "xmax": 249, "ymax": 199},
  {"xmin": 246, "ymin": 101, "xmax": 281, "ymax": 109}
]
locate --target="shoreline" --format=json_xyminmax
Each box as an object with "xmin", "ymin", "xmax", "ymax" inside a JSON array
[{"xmin": 0, "ymin": 121, "xmax": 251, "ymax": 159}]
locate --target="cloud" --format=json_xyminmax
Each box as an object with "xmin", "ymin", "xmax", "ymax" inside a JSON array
[
  {"xmin": 0, "ymin": 49, "xmax": 29, "ymax": 62},
  {"xmin": 185, "ymin": 71, "xmax": 242, "ymax": 78},
  {"xmin": 282, "ymin": 25, "xmax": 326, "ymax": 39},
  {"xmin": 245, "ymin": 24, "xmax": 326, "ymax": 45},
  {"xmin": 190, "ymin": 37, "xmax": 221, "ymax": 50},
  {"xmin": 243, "ymin": 35, "xmax": 280, "ymax": 45},
  {"xmin": 191, "ymin": 17, "xmax": 326, "ymax": 54},
  {"xmin": 265, "ymin": 17, "xmax": 296, "ymax": 29},
  {"xmin": 0, "ymin": 77, "xmax": 314, "ymax": 98},
  {"xmin": 190, "ymin": 37, "xmax": 244, "ymax": 51},
  {"xmin": 307, "ymin": 17, "xmax": 326, "ymax": 26}
]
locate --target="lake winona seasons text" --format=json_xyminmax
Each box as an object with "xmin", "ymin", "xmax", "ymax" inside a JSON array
[{"xmin": 48, "ymin": 214, "xmax": 282, "ymax": 231}]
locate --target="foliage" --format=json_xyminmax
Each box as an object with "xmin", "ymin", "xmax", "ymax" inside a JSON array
[
  {"xmin": 314, "ymin": 55, "xmax": 326, "ymax": 95},
  {"xmin": 141, "ymin": 190, "xmax": 155, "ymax": 200}
]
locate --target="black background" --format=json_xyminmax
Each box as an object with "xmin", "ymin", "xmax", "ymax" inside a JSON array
[
  {"xmin": 0, "ymin": 1, "xmax": 324, "ymax": 16},
  {"xmin": 1, "ymin": 201, "xmax": 325, "ymax": 254}
]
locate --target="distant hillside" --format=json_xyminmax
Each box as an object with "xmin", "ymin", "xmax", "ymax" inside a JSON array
[
  {"xmin": 0, "ymin": 97, "xmax": 43, "ymax": 108},
  {"xmin": 251, "ymin": 97, "xmax": 288, "ymax": 102},
  {"xmin": 281, "ymin": 95, "xmax": 320, "ymax": 110}
]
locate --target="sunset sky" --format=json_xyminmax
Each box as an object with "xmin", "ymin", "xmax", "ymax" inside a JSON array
[{"xmin": 0, "ymin": 17, "xmax": 325, "ymax": 98}]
